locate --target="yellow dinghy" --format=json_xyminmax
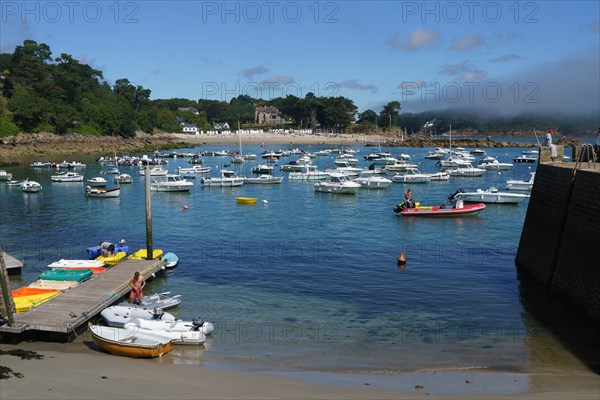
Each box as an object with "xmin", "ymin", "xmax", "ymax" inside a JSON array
[
  {"xmin": 96, "ymin": 251, "xmax": 127, "ymax": 266},
  {"xmin": 236, "ymin": 197, "xmax": 257, "ymax": 204},
  {"xmin": 13, "ymin": 291, "xmax": 62, "ymax": 313},
  {"xmin": 128, "ymin": 249, "xmax": 164, "ymax": 260}
]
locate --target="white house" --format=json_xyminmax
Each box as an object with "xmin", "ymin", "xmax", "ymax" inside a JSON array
[{"xmin": 182, "ymin": 123, "xmax": 199, "ymax": 134}]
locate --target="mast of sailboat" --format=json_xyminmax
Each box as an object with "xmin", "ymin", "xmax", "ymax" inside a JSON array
[
  {"xmin": 449, "ymin": 124, "xmax": 452, "ymax": 150},
  {"xmin": 237, "ymin": 115, "xmax": 242, "ymax": 157}
]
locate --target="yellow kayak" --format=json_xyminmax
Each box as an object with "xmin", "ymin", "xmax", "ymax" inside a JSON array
[
  {"xmin": 13, "ymin": 291, "xmax": 62, "ymax": 313},
  {"xmin": 128, "ymin": 249, "xmax": 164, "ymax": 260},
  {"xmin": 236, "ymin": 197, "xmax": 257, "ymax": 204},
  {"xmin": 95, "ymin": 251, "xmax": 127, "ymax": 266}
]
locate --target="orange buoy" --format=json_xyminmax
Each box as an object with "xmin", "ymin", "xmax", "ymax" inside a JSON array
[
  {"xmin": 397, "ymin": 251, "xmax": 406, "ymax": 270},
  {"xmin": 183, "ymin": 205, "xmax": 189, "ymax": 210}
]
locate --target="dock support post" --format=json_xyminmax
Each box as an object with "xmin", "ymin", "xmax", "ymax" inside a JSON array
[
  {"xmin": 0, "ymin": 252, "xmax": 15, "ymax": 326},
  {"xmin": 144, "ymin": 166, "xmax": 153, "ymax": 261}
]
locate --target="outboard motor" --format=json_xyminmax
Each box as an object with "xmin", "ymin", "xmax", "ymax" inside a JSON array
[
  {"xmin": 393, "ymin": 203, "xmax": 404, "ymax": 213},
  {"xmin": 192, "ymin": 317, "xmax": 204, "ymax": 331},
  {"xmin": 448, "ymin": 189, "xmax": 464, "ymax": 201},
  {"xmin": 192, "ymin": 317, "xmax": 215, "ymax": 335},
  {"xmin": 152, "ymin": 307, "xmax": 164, "ymax": 320}
]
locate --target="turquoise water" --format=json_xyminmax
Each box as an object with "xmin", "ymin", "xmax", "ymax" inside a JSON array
[{"xmin": 0, "ymin": 145, "xmax": 562, "ymax": 372}]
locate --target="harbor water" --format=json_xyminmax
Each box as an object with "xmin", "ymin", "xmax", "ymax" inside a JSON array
[{"xmin": 0, "ymin": 143, "xmax": 596, "ymax": 374}]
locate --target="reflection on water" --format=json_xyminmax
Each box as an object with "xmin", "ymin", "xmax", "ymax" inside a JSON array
[
  {"xmin": 517, "ymin": 269, "xmax": 600, "ymax": 374},
  {"xmin": 0, "ymin": 145, "xmax": 598, "ymax": 375}
]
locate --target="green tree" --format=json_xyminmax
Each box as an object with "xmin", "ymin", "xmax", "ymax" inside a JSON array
[{"xmin": 381, "ymin": 101, "xmax": 401, "ymax": 128}]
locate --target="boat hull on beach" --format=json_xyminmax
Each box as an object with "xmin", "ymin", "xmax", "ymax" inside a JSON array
[{"xmin": 88, "ymin": 324, "xmax": 175, "ymax": 358}]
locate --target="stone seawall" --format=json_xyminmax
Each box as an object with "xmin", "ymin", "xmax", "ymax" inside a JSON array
[{"xmin": 516, "ymin": 162, "xmax": 600, "ymax": 329}]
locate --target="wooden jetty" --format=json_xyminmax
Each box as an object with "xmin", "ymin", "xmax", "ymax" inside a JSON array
[
  {"xmin": 1, "ymin": 251, "xmax": 24, "ymax": 274},
  {"xmin": 0, "ymin": 258, "xmax": 166, "ymax": 341}
]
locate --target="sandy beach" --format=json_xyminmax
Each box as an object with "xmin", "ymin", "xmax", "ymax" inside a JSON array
[{"xmin": 1, "ymin": 341, "xmax": 598, "ymax": 400}]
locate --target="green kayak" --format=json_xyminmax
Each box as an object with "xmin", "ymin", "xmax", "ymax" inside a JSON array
[{"xmin": 39, "ymin": 269, "xmax": 92, "ymax": 282}]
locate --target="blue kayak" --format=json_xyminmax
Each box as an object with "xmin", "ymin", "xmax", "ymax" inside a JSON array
[{"xmin": 162, "ymin": 252, "xmax": 178, "ymax": 269}]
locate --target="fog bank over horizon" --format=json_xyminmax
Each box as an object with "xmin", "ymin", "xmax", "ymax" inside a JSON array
[{"xmin": 399, "ymin": 49, "xmax": 600, "ymax": 118}]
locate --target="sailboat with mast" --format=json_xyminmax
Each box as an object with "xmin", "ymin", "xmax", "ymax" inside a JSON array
[{"xmin": 231, "ymin": 120, "xmax": 245, "ymax": 164}]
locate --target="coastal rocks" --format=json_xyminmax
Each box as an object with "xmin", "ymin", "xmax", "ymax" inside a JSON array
[{"xmin": 0, "ymin": 132, "xmax": 188, "ymax": 159}]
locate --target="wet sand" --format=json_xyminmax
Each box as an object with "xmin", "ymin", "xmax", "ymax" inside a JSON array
[{"xmin": 1, "ymin": 341, "xmax": 598, "ymax": 399}]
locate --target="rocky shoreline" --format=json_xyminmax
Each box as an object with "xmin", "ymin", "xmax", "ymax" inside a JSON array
[{"xmin": 0, "ymin": 132, "xmax": 582, "ymax": 161}]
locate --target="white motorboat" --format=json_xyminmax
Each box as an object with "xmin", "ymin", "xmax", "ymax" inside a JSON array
[
  {"xmin": 437, "ymin": 156, "xmax": 473, "ymax": 170},
  {"xmin": 21, "ymin": 181, "xmax": 42, "ymax": 192},
  {"xmin": 334, "ymin": 162, "xmax": 364, "ymax": 177},
  {"xmin": 114, "ymin": 174, "xmax": 133, "ymax": 184},
  {"xmin": 513, "ymin": 155, "xmax": 537, "ymax": 163},
  {"xmin": 100, "ymin": 305, "xmax": 176, "ymax": 327},
  {"xmin": 87, "ymin": 177, "xmax": 107, "ymax": 187},
  {"xmin": 383, "ymin": 160, "xmax": 418, "ymax": 173},
  {"xmin": 251, "ymin": 164, "xmax": 274, "ymax": 174},
  {"xmin": 29, "ymin": 161, "xmax": 51, "ymax": 168},
  {"xmin": 430, "ymin": 171, "xmax": 451, "ymax": 181},
  {"xmin": 139, "ymin": 166, "xmax": 168, "ymax": 176},
  {"xmin": 448, "ymin": 187, "xmax": 530, "ymax": 204},
  {"xmin": 103, "ymin": 165, "xmax": 120, "ymax": 174},
  {"xmin": 314, "ymin": 173, "xmax": 361, "ymax": 194},
  {"xmin": 354, "ymin": 172, "xmax": 392, "ymax": 189},
  {"xmin": 151, "ymin": 175, "xmax": 194, "ymax": 192},
  {"xmin": 86, "ymin": 187, "xmax": 121, "ymax": 198},
  {"xmin": 243, "ymin": 174, "xmax": 284, "ymax": 184},
  {"xmin": 391, "ymin": 168, "xmax": 432, "ymax": 183},
  {"xmin": 280, "ymin": 156, "xmax": 312, "ymax": 171},
  {"xmin": 201, "ymin": 170, "xmax": 244, "ymax": 187},
  {"xmin": 446, "ymin": 165, "xmax": 486, "ymax": 177},
  {"xmin": 478, "ymin": 160, "xmax": 514, "ymax": 170},
  {"xmin": 288, "ymin": 165, "xmax": 330, "ymax": 181},
  {"xmin": 7, "ymin": 179, "xmax": 27, "ymax": 186},
  {"xmin": 470, "ymin": 148, "xmax": 487, "ymax": 156},
  {"xmin": 178, "ymin": 165, "xmax": 211, "ymax": 174},
  {"xmin": 334, "ymin": 154, "xmax": 359, "ymax": 166},
  {"xmin": 51, "ymin": 172, "xmax": 83, "ymax": 182},
  {"xmin": 506, "ymin": 172, "xmax": 535, "ymax": 191}
]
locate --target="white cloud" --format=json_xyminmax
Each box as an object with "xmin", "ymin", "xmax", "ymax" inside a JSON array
[
  {"xmin": 386, "ymin": 28, "xmax": 440, "ymax": 52},
  {"xmin": 261, "ymin": 75, "xmax": 295, "ymax": 85},
  {"xmin": 338, "ymin": 79, "xmax": 378, "ymax": 93},
  {"xmin": 240, "ymin": 65, "xmax": 269, "ymax": 79},
  {"xmin": 489, "ymin": 54, "xmax": 524, "ymax": 63},
  {"xmin": 580, "ymin": 21, "xmax": 600, "ymax": 33},
  {"xmin": 452, "ymin": 34, "xmax": 484, "ymax": 52}
]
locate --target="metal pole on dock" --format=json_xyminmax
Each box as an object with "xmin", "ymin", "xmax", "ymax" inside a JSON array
[{"xmin": 144, "ymin": 166, "xmax": 153, "ymax": 261}]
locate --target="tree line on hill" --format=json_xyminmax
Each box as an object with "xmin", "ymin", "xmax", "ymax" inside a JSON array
[{"xmin": 0, "ymin": 40, "xmax": 596, "ymax": 138}]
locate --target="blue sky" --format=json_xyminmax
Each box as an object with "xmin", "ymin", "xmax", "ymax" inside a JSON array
[{"xmin": 1, "ymin": 1, "xmax": 599, "ymax": 115}]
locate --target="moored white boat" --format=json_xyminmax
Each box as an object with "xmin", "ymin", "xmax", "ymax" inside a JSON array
[
  {"xmin": 139, "ymin": 166, "xmax": 168, "ymax": 176},
  {"xmin": 288, "ymin": 165, "xmax": 330, "ymax": 181},
  {"xmin": 354, "ymin": 172, "xmax": 392, "ymax": 189},
  {"xmin": 243, "ymin": 174, "xmax": 284, "ymax": 184},
  {"xmin": 123, "ymin": 319, "xmax": 206, "ymax": 346},
  {"xmin": 85, "ymin": 187, "xmax": 120, "ymax": 198},
  {"xmin": 448, "ymin": 187, "xmax": 530, "ymax": 204},
  {"xmin": 21, "ymin": 180, "xmax": 42, "ymax": 192},
  {"xmin": 51, "ymin": 172, "xmax": 83, "ymax": 182},
  {"xmin": 314, "ymin": 173, "xmax": 361, "ymax": 194},
  {"xmin": 478, "ymin": 160, "xmax": 514, "ymax": 170},
  {"xmin": 117, "ymin": 292, "xmax": 181, "ymax": 310},
  {"xmin": 505, "ymin": 172, "xmax": 535, "ymax": 191},
  {"xmin": 87, "ymin": 177, "xmax": 107, "ymax": 187},
  {"xmin": 151, "ymin": 174, "xmax": 194, "ymax": 192},
  {"xmin": 201, "ymin": 170, "xmax": 244, "ymax": 187},
  {"xmin": 113, "ymin": 174, "xmax": 133, "ymax": 184},
  {"xmin": 391, "ymin": 168, "xmax": 432, "ymax": 183}
]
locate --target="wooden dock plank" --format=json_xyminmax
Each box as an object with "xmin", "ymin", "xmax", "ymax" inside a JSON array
[{"xmin": 0, "ymin": 259, "xmax": 165, "ymax": 335}]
